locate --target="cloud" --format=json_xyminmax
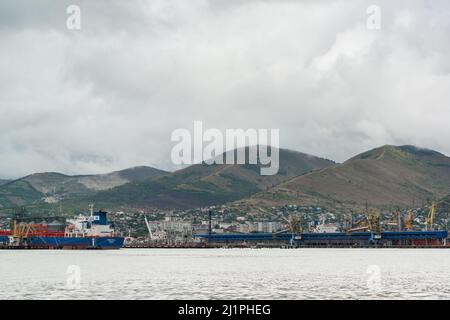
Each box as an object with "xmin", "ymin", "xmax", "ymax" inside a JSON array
[{"xmin": 0, "ymin": 0, "xmax": 450, "ymax": 178}]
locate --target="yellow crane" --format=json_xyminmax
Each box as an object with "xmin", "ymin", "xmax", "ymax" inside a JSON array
[
  {"xmin": 268, "ymin": 209, "xmax": 302, "ymax": 245},
  {"xmin": 286, "ymin": 214, "xmax": 302, "ymax": 234},
  {"xmin": 404, "ymin": 211, "xmax": 414, "ymax": 230},
  {"xmin": 12, "ymin": 220, "xmax": 37, "ymax": 245},
  {"xmin": 368, "ymin": 210, "xmax": 381, "ymax": 234},
  {"xmin": 347, "ymin": 209, "xmax": 380, "ymax": 233},
  {"xmin": 426, "ymin": 201, "xmax": 437, "ymax": 231}
]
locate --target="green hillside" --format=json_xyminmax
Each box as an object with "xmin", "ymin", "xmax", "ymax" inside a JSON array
[
  {"xmin": 0, "ymin": 166, "xmax": 168, "ymax": 213},
  {"xmin": 91, "ymin": 147, "xmax": 335, "ymax": 209}
]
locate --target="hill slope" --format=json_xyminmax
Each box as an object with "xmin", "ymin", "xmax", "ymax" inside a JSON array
[
  {"xmin": 243, "ymin": 145, "xmax": 450, "ymax": 209},
  {"xmin": 0, "ymin": 180, "xmax": 44, "ymax": 208},
  {"xmin": 92, "ymin": 147, "xmax": 335, "ymax": 209},
  {"xmin": 0, "ymin": 166, "xmax": 168, "ymax": 209},
  {"xmin": 439, "ymin": 194, "xmax": 450, "ymax": 212}
]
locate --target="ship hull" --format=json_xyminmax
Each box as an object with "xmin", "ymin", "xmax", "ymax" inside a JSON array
[
  {"xmin": 194, "ymin": 231, "xmax": 449, "ymax": 247},
  {"xmin": 0, "ymin": 236, "xmax": 124, "ymax": 249}
]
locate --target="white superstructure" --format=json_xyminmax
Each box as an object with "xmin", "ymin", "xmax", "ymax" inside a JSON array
[{"xmin": 65, "ymin": 206, "xmax": 115, "ymax": 237}]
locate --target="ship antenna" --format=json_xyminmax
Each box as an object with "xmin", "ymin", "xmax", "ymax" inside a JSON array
[{"xmin": 89, "ymin": 203, "xmax": 94, "ymax": 218}]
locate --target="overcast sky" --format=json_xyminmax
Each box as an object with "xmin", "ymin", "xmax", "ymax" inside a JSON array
[{"xmin": 1, "ymin": 0, "xmax": 450, "ymax": 178}]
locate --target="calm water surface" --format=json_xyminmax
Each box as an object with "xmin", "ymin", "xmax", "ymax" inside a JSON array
[{"xmin": 0, "ymin": 248, "xmax": 449, "ymax": 299}]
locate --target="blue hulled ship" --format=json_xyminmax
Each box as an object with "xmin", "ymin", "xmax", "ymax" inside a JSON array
[{"xmin": 0, "ymin": 206, "xmax": 124, "ymax": 249}]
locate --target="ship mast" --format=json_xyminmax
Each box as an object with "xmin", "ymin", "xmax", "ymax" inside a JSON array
[{"xmin": 89, "ymin": 203, "xmax": 94, "ymax": 219}]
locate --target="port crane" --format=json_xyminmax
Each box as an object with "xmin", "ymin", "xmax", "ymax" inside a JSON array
[
  {"xmin": 276, "ymin": 214, "xmax": 302, "ymax": 246},
  {"xmin": 404, "ymin": 211, "xmax": 414, "ymax": 230},
  {"xmin": 426, "ymin": 201, "xmax": 437, "ymax": 231},
  {"xmin": 12, "ymin": 221, "xmax": 37, "ymax": 245},
  {"xmin": 144, "ymin": 215, "xmax": 154, "ymax": 240},
  {"xmin": 347, "ymin": 209, "xmax": 381, "ymax": 234},
  {"xmin": 258, "ymin": 207, "xmax": 302, "ymax": 245},
  {"xmin": 8, "ymin": 212, "xmax": 67, "ymax": 246}
]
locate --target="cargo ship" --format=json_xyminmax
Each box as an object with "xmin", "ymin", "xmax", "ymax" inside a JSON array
[
  {"xmin": 194, "ymin": 230, "xmax": 449, "ymax": 248},
  {"xmin": 0, "ymin": 206, "xmax": 124, "ymax": 249},
  {"xmin": 193, "ymin": 207, "xmax": 449, "ymax": 248}
]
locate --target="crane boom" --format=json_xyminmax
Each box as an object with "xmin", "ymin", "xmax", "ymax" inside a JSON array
[
  {"xmin": 144, "ymin": 216, "xmax": 153, "ymax": 240},
  {"xmin": 427, "ymin": 201, "xmax": 437, "ymax": 231}
]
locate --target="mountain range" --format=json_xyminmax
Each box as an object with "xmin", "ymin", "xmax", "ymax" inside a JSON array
[
  {"xmin": 91, "ymin": 148, "xmax": 335, "ymax": 209},
  {"xmin": 0, "ymin": 145, "xmax": 449, "ymax": 215},
  {"xmin": 0, "ymin": 166, "xmax": 167, "ymax": 210},
  {"xmin": 242, "ymin": 145, "xmax": 450, "ymax": 210}
]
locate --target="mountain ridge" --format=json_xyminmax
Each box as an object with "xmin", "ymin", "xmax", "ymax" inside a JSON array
[
  {"xmin": 0, "ymin": 166, "xmax": 168, "ymax": 209},
  {"xmin": 240, "ymin": 145, "xmax": 450, "ymax": 209},
  {"xmin": 1, "ymin": 145, "xmax": 449, "ymax": 213},
  {"xmin": 90, "ymin": 147, "xmax": 336, "ymax": 209}
]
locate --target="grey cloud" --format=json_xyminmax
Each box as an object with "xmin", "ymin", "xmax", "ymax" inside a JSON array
[{"xmin": 0, "ymin": 0, "xmax": 450, "ymax": 178}]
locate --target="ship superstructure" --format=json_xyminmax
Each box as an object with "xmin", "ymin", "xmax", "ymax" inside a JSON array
[{"xmin": 65, "ymin": 207, "xmax": 116, "ymax": 238}]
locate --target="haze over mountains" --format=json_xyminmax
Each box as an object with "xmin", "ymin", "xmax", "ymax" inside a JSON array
[{"xmin": 0, "ymin": 145, "xmax": 449, "ymax": 214}]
